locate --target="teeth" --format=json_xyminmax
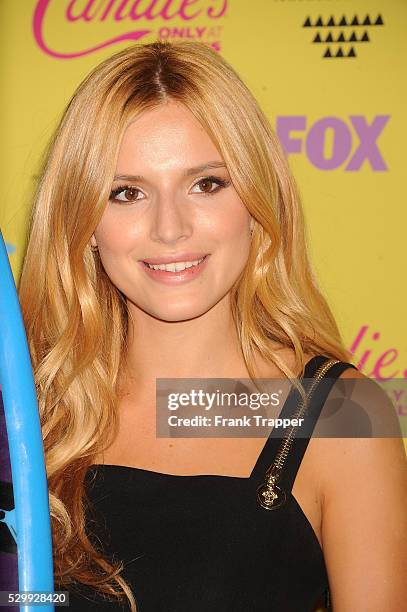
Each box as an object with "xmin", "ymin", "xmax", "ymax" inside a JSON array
[{"xmin": 145, "ymin": 257, "xmax": 205, "ymax": 272}]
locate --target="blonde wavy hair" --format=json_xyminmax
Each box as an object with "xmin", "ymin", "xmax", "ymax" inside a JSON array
[{"xmin": 18, "ymin": 39, "xmax": 353, "ymax": 609}]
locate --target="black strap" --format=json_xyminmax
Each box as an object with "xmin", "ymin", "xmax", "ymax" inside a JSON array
[
  {"xmin": 279, "ymin": 358, "xmax": 357, "ymax": 493},
  {"xmin": 251, "ymin": 355, "xmax": 357, "ymax": 484},
  {"xmin": 252, "ymin": 354, "xmax": 334, "ymax": 481}
]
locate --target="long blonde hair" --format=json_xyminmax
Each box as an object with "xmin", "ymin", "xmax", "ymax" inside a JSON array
[{"xmin": 18, "ymin": 39, "xmax": 353, "ymax": 609}]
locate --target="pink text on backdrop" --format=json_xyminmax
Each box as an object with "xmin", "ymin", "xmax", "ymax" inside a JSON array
[
  {"xmin": 350, "ymin": 325, "xmax": 405, "ymax": 380},
  {"xmin": 277, "ymin": 115, "xmax": 389, "ymax": 171},
  {"xmin": 33, "ymin": 0, "xmax": 228, "ymax": 59}
]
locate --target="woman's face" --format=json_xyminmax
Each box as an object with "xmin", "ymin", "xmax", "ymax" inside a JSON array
[{"xmin": 93, "ymin": 100, "xmax": 253, "ymax": 322}]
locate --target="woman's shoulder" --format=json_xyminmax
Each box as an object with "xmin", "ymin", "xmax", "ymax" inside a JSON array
[
  {"xmin": 316, "ymin": 367, "xmax": 407, "ymax": 608},
  {"xmin": 269, "ymin": 348, "xmax": 359, "ymax": 377},
  {"xmin": 315, "ymin": 363, "xmax": 406, "ymax": 524},
  {"xmin": 316, "ymin": 362, "xmax": 403, "ymax": 469},
  {"xmin": 337, "ymin": 365, "xmax": 365, "ymax": 378}
]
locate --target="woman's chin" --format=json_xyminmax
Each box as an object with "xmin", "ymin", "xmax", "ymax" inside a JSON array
[{"xmin": 141, "ymin": 302, "xmax": 218, "ymax": 323}]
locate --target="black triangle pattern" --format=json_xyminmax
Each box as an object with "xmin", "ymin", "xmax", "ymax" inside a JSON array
[
  {"xmin": 303, "ymin": 14, "xmax": 384, "ymax": 27},
  {"xmin": 304, "ymin": 13, "xmax": 382, "ymax": 58},
  {"xmin": 323, "ymin": 46, "xmax": 357, "ymax": 58}
]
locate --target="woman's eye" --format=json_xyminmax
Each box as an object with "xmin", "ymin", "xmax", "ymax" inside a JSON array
[
  {"xmin": 109, "ymin": 186, "xmax": 143, "ymax": 203},
  {"xmin": 191, "ymin": 176, "xmax": 230, "ymax": 195},
  {"xmin": 109, "ymin": 176, "xmax": 230, "ymax": 203}
]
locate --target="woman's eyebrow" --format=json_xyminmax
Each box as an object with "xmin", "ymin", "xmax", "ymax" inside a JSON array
[{"xmin": 113, "ymin": 161, "xmax": 227, "ymax": 182}]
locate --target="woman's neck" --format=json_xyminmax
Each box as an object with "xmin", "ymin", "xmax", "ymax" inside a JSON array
[
  {"xmin": 122, "ymin": 298, "xmax": 246, "ymax": 385},
  {"xmin": 119, "ymin": 297, "xmax": 290, "ymax": 399}
]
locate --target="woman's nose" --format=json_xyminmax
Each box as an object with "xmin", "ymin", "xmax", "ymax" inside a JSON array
[{"xmin": 149, "ymin": 196, "xmax": 193, "ymax": 245}]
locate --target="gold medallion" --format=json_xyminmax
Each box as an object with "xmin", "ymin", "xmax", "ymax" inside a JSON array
[{"xmin": 256, "ymin": 482, "xmax": 287, "ymax": 510}]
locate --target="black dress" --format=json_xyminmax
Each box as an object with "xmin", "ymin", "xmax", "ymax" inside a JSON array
[{"xmin": 67, "ymin": 354, "xmax": 356, "ymax": 611}]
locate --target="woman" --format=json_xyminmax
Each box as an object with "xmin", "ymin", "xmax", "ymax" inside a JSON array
[{"xmin": 17, "ymin": 40, "xmax": 406, "ymax": 611}]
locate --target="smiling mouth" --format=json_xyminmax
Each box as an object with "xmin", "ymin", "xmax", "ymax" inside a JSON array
[{"xmin": 142, "ymin": 255, "xmax": 208, "ymax": 273}]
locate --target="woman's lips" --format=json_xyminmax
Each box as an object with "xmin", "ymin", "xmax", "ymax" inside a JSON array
[{"xmin": 139, "ymin": 255, "xmax": 210, "ymax": 285}]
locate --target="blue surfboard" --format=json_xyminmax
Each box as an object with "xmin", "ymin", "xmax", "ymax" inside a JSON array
[{"xmin": 0, "ymin": 229, "xmax": 55, "ymax": 611}]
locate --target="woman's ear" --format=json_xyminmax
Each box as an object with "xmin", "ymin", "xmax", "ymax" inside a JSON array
[
  {"xmin": 90, "ymin": 234, "xmax": 98, "ymax": 250},
  {"xmin": 249, "ymin": 217, "xmax": 255, "ymax": 234}
]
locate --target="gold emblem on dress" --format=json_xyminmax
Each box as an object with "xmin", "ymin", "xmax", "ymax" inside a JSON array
[{"xmin": 256, "ymin": 466, "xmax": 286, "ymax": 510}]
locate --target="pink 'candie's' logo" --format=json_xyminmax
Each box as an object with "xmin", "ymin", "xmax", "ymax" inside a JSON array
[{"xmin": 33, "ymin": 0, "xmax": 228, "ymax": 59}]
